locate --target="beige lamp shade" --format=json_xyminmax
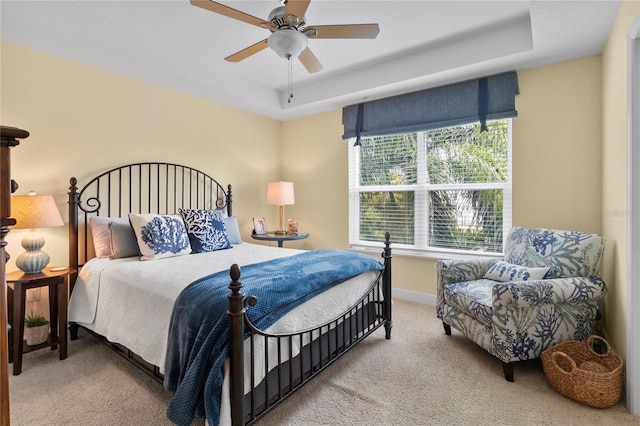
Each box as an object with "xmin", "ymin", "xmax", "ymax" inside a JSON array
[
  {"xmin": 267, "ymin": 182, "xmax": 295, "ymax": 206},
  {"xmin": 267, "ymin": 182, "xmax": 295, "ymax": 235},
  {"xmin": 11, "ymin": 194, "xmax": 64, "ymax": 229}
]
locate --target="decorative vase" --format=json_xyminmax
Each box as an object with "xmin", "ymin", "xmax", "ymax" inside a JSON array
[{"xmin": 25, "ymin": 324, "xmax": 49, "ymax": 346}]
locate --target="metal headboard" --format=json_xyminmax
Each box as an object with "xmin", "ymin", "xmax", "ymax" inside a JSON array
[{"xmin": 68, "ymin": 162, "xmax": 232, "ymax": 276}]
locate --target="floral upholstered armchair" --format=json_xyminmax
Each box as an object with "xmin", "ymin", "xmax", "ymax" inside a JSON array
[{"xmin": 436, "ymin": 226, "xmax": 607, "ymax": 381}]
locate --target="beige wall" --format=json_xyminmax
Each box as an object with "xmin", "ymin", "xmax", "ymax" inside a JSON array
[
  {"xmin": 0, "ymin": 33, "xmax": 622, "ymax": 336},
  {"xmin": 514, "ymin": 57, "xmax": 603, "ymax": 232},
  {"xmin": 280, "ymin": 111, "xmax": 348, "ymax": 251},
  {"xmin": 1, "ymin": 41, "xmax": 282, "ymax": 273},
  {"xmin": 601, "ymin": 1, "xmax": 640, "ymax": 360},
  {"xmin": 282, "ymin": 56, "xmax": 605, "ymax": 298}
]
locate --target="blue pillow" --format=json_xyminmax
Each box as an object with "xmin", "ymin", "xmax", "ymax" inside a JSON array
[
  {"xmin": 178, "ymin": 208, "xmax": 231, "ymax": 253},
  {"xmin": 484, "ymin": 260, "xmax": 549, "ymax": 282},
  {"xmin": 108, "ymin": 221, "xmax": 140, "ymax": 259},
  {"xmin": 224, "ymin": 216, "xmax": 243, "ymax": 244}
]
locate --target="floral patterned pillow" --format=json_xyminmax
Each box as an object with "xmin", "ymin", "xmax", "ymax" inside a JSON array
[
  {"xmin": 128, "ymin": 213, "xmax": 192, "ymax": 260},
  {"xmin": 178, "ymin": 208, "xmax": 231, "ymax": 253},
  {"xmin": 484, "ymin": 260, "xmax": 549, "ymax": 282}
]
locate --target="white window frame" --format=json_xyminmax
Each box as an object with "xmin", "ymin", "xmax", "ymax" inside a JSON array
[{"xmin": 348, "ymin": 120, "xmax": 512, "ymax": 259}]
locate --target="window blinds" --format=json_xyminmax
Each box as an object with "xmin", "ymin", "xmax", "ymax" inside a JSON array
[
  {"xmin": 342, "ymin": 71, "xmax": 519, "ymax": 145},
  {"xmin": 349, "ymin": 120, "xmax": 512, "ymax": 255}
]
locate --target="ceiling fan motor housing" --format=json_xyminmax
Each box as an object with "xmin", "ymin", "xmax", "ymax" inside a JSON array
[{"xmin": 268, "ymin": 6, "xmax": 306, "ymax": 30}]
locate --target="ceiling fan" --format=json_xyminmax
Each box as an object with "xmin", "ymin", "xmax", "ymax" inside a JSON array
[{"xmin": 190, "ymin": 0, "xmax": 380, "ymax": 74}]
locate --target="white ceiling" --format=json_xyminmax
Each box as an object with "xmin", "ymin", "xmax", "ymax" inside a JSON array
[{"xmin": 1, "ymin": 0, "xmax": 622, "ymax": 121}]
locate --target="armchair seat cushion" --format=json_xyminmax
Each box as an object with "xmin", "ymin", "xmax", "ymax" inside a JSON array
[{"xmin": 443, "ymin": 279, "xmax": 495, "ymax": 327}]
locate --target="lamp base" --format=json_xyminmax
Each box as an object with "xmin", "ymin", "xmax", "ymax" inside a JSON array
[
  {"xmin": 275, "ymin": 204, "xmax": 288, "ymax": 236},
  {"xmin": 16, "ymin": 250, "xmax": 50, "ymax": 274},
  {"xmin": 16, "ymin": 233, "xmax": 50, "ymax": 274}
]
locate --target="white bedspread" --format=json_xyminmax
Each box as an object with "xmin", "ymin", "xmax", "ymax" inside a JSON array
[{"xmin": 68, "ymin": 243, "xmax": 379, "ymax": 375}]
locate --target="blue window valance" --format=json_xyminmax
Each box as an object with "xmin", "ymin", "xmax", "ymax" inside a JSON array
[{"xmin": 342, "ymin": 71, "xmax": 519, "ymax": 145}]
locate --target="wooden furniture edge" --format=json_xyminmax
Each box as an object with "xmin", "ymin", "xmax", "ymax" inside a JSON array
[{"xmin": 1, "ymin": 124, "xmax": 29, "ymax": 426}]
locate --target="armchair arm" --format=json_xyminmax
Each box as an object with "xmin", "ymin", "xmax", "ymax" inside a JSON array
[
  {"xmin": 436, "ymin": 258, "xmax": 501, "ymax": 286},
  {"xmin": 436, "ymin": 258, "xmax": 500, "ymax": 311},
  {"xmin": 492, "ymin": 277, "xmax": 607, "ymax": 308}
]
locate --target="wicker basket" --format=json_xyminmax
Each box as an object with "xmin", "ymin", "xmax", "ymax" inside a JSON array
[
  {"xmin": 25, "ymin": 324, "xmax": 49, "ymax": 346},
  {"xmin": 541, "ymin": 336, "xmax": 624, "ymax": 408}
]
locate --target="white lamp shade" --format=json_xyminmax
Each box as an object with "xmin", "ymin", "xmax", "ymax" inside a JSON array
[{"xmin": 267, "ymin": 182, "xmax": 295, "ymax": 206}]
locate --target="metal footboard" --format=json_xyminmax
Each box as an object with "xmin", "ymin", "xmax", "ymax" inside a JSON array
[{"xmin": 227, "ymin": 233, "xmax": 392, "ymax": 425}]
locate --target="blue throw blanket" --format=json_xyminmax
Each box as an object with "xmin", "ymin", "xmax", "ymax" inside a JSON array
[{"xmin": 163, "ymin": 249, "xmax": 384, "ymax": 425}]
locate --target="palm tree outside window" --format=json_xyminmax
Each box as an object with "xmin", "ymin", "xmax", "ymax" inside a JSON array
[{"xmin": 349, "ymin": 119, "xmax": 511, "ymax": 256}]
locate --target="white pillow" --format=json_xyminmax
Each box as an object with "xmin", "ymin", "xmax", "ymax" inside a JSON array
[
  {"xmin": 484, "ymin": 260, "xmax": 549, "ymax": 282},
  {"xmin": 128, "ymin": 213, "xmax": 192, "ymax": 261},
  {"xmin": 89, "ymin": 216, "xmax": 130, "ymax": 258}
]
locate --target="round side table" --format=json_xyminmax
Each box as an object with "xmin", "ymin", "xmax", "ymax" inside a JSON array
[{"xmin": 250, "ymin": 232, "xmax": 309, "ymax": 248}]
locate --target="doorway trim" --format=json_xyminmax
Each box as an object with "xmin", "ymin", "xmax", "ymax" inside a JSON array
[{"xmin": 627, "ymin": 11, "xmax": 640, "ymax": 416}]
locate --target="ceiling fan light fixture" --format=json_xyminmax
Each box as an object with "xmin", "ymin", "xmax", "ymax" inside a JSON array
[{"xmin": 268, "ymin": 29, "xmax": 308, "ymax": 59}]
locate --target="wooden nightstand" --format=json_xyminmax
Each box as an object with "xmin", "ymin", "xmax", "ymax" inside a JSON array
[{"xmin": 6, "ymin": 267, "xmax": 75, "ymax": 375}]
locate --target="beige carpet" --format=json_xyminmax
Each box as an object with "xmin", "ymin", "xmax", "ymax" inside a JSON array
[{"xmin": 8, "ymin": 300, "xmax": 638, "ymax": 425}]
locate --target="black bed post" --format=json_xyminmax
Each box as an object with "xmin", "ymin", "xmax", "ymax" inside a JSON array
[
  {"xmin": 227, "ymin": 264, "xmax": 245, "ymax": 426},
  {"xmin": 226, "ymin": 184, "xmax": 233, "ymax": 217},
  {"xmin": 382, "ymin": 232, "xmax": 392, "ymax": 339},
  {"xmin": 68, "ymin": 177, "xmax": 79, "ymax": 291},
  {"xmin": 68, "ymin": 178, "xmax": 80, "ymax": 341}
]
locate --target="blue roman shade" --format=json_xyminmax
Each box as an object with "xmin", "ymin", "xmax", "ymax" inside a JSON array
[{"xmin": 342, "ymin": 71, "xmax": 519, "ymax": 145}]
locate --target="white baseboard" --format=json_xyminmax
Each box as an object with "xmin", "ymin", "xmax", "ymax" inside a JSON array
[{"xmin": 393, "ymin": 288, "xmax": 436, "ymax": 306}]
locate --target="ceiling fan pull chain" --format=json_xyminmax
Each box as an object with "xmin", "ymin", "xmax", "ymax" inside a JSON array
[{"xmin": 287, "ymin": 54, "xmax": 294, "ymax": 103}]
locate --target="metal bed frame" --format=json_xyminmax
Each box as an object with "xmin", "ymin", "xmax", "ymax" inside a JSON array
[{"xmin": 67, "ymin": 162, "xmax": 392, "ymax": 425}]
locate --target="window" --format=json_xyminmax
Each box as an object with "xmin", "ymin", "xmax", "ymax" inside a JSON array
[{"xmin": 349, "ymin": 119, "xmax": 511, "ymax": 257}]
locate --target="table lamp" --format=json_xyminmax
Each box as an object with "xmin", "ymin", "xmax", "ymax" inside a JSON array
[
  {"xmin": 267, "ymin": 181, "xmax": 295, "ymax": 235},
  {"xmin": 11, "ymin": 192, "xmax": 64, "ymax": 274}
]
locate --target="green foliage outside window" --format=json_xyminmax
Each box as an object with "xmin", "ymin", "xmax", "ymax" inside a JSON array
[{"xmin": 355, "ymin": 121, "xmax": 509, "ymax": 253}]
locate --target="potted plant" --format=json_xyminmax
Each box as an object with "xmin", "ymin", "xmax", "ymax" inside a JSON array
[{"xmin": 24, "ymin": 311, "xmax": 49, "ymax": 346}]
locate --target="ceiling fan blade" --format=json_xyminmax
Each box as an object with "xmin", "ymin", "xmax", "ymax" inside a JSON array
[
  {"xmin": 190, "ymin": 0, "xmax": 271, "ymax": 29},
  {"xmin": 298, "ymin": 47, "xmax": 323, "ymax": 73},
  {"xmin": 225, "ymin": 39, "xmax": 269, "ymax": 62},
  {"xmin": 306, "ymin": 24, "xmax": 380, "ymax": 39},
  {"xmin": 284, "ymin": 0, "xmax": 311, "ymax": 25}
]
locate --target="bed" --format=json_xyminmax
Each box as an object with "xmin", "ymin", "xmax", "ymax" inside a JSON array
[{"xmin": 66, "ymin": 162, "xmax": 392, "ymax": 425}]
